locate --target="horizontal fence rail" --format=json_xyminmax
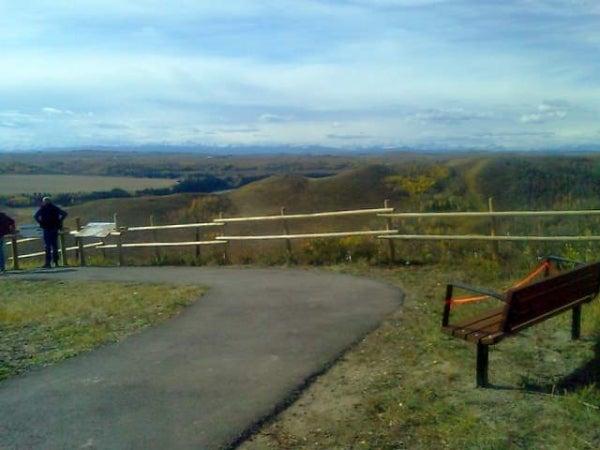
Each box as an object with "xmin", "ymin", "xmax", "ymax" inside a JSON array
[
  {"xmin": 5, "ymin": 237, "xmax": 40, "ymax": 246},
  {"xmin": 8, "ymin": 242, "xmax": 103, "ymax": 261},
  {"xmin": 380, "ymin": 234, "xmax": 600, "ymax": 242},
  {"xmin": 215, "ymin": 207, "xmax": 393, "ymax": 223},
  {"xmin": 379, "ymin": 209, "xmax": 600, "ymax": 218},
  {"xmin": 380, "ymin": 201, "xmax": 600, "ymax": 261},
  {"xmin": 127, "ymin": 222, "xmax": 223, "ymax": 231},
  {"xmin": 97, "ymin": 241, "xmax": 226, "ymax": 249},
  {"xmin": 217, "ymin": 229, "xmax": 398, "ymax": 241}
]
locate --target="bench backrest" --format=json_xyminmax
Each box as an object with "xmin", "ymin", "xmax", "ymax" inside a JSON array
[{"xmin": 502, "ymin": 262, "xmax": 600, "ymax": 333}]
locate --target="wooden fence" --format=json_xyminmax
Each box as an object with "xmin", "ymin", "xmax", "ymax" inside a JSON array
[
  {"xmin": 6, "ymin": 198, "xmax": 600, "ymax": 269},
  {"xmin": 5, "ymin": 232, "xmax": 102, "ymax": 270}
]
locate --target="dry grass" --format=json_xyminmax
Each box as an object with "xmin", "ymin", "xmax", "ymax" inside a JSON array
[
  {"xmin": 242, "ymin": 262, "xmax": 600, "ymax": 449},
  {"xmin": 0, "ymin": 279, "xmax": 204, "ymax": 381}
]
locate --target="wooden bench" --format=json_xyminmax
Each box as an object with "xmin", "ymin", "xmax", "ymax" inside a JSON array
[{"xmin": 441, "ymin": 257, "xmax": 600, "ymax": 387}]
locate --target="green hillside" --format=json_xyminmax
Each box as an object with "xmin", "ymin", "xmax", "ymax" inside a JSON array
[
  {"xmin": 226, "ymin": 165, "xmax": 397, "ymax": 215},
  {"xmin": 66, "ymin": 193, "xmax": 198, "ymax": 228},
  {"xmin": 476, "ymin": 155, "xmax": 600, "ymax": 210}
]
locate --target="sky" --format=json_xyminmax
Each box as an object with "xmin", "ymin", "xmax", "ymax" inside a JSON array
[{"xmin": 1, "ymin": 0, "xmax": 600, "ymax": 151}]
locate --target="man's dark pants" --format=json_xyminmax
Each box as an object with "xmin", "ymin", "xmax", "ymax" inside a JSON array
[{"xmin": 43, "ymin": 229, "xmax": 60, "ymax": 267}]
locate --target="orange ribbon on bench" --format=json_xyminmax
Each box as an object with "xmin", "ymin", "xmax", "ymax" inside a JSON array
[{"xmin": 450, "ymin": 260, "xmax": 551, "ymax": 306}]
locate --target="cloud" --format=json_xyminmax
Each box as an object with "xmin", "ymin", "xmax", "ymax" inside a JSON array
[
  {"xmin": 348, "ymin": 0, "xmax": 452, "ymax": 7},
  {"xmin": 42, "ymin": 107, "xmax": 74, "ymax": 115},
  {"xmin": 327, "ymin": 133, "xmax": 373, "ymax": 140},
  {"xmin": 93, "ymin": 122, "xmax": 131, "ymax": 130},
  {"xmin": 412, "ymin": 108, "xmax": 492, "ymax": 124},
  {"xmin": 520, "ymin": 101, "xmax": 569, "ymax": 123},
  {"xmin": 0, "ymin": 111, "xmax": 39, "ymax": 129},
  {"xmin": 475, "ymin": 131, "xmax": 556, "ymax": 138},
  {"xmin": 0, "ymin": 121, "xmax": 25, "ymax": 129},
  {"xmin": 217, "ymin": 126, "xmax": 260, "ymax": 134},
  {"xmin": 258, "ymin": 113, "xmax": 292, "ymax": 123}
]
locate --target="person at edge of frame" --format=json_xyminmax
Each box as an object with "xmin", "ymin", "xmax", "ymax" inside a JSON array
[
  {"xmin": 34, "ymin": 196, "xmax": 68, "ymax": 269},
  {"xmin": 0, "ymin": 210, "xmax": 16, "ymax": 273}
]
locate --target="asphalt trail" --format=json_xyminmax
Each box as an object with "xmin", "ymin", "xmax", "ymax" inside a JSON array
[{"xmin": 1, "ymin": 266, "xmax": 402, "ymax": 449}]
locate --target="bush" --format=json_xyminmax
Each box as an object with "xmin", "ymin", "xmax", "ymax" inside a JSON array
[{"xmin": 301, "ymin": 237, "xmax": 379, "ymax": 265}]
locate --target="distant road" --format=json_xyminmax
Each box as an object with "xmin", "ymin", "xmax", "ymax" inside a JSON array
[{"xmin": 0, "ymin": 266, "xmax": 402, "ymax": 450}]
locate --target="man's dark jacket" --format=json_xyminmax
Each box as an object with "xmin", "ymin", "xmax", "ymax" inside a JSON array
[
  {"xmin": 34, "ymin": 204, "xmax": 68, "ymax": 230},
  {"xmin": 0, "ymin": 212, "xmax": 15, "ymax": 237}
]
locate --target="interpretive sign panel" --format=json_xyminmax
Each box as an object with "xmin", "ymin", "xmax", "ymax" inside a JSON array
[{"xmin": 73, "ymin": 222, "xmax": 116, "ymax": 238}]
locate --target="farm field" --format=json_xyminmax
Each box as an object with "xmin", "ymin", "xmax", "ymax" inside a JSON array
[{"xmin": 0, "ymin": 174, "xmax": 176, "ymax": 195}]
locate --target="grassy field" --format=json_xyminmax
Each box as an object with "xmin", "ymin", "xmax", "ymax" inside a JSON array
[
  {"xmin": 0, "ymin": 174, "xmax": 176, "ymax": 195},
  {"xmin": 0, "ymin": 279, "xmax": 204, "ymax": 381},
  {"xmin": 242, "ymin": 262, "xmax": 600, "ymax": 449}
]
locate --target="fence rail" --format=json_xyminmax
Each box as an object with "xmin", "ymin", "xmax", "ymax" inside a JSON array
[
  {"xmin": 8, "ymin": 242, "xmax": 103, "ymax": 261},
  {"xmin": 379, "ymin": 209, "xmax": 600, "ymax": 219},
  {"xmin": 217, "ymin": 229, "xmax": 397, "ymax": 241},
  {"xmin": 215, "ymin": 207, "xmax": 393, "ymax": 223},
  {"xmin": 5, "ymin": 237, "xmax": 40, "ymax": 246},
  {"xmin": 127, "ymin": 222, "xmax": 223, "ymax": 231},
  {"xmin": 97, "ymin": 241, "xmax": 226, "ymax": 249},
  {"xmin": 380, "ymin": 234, "xmax": 600, "ymax": 242}
]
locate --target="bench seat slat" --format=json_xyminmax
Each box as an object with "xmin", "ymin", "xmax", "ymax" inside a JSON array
[
  {"xmin": 442, "ymin": 306, "xmax": 505, "ymax": 343},
  {"xmin": 464, "ymin": 319, "xmax": 506, "ymax": 343},
  {"xmin": 442, "ymin": 307, "xmax": 503, "ymax": 336}
]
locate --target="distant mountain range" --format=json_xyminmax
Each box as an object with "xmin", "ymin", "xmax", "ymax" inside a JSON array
[{"xmin": 1, "ymin": 142, "xmax": 599, "ymax": 155}]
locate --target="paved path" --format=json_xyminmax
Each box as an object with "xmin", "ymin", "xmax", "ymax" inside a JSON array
[{"xmin": 1, "ymin": 267, "xmax": 402, "ymax": 450}]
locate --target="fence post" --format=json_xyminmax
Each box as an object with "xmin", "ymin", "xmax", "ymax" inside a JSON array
[
  {"xmin": 112, "ymin": 214, "xmax": 125, "ymax": 266},
  {"xmin": 488, "ymin": 197, "xmax": 499, "ymax": 260},
  {"xmin": 10, "ymin": 234, "xmax": 19, "ymax": 270},
  {"xmin": 117, "ymin": 229, "xmax": 125, "ymax": 266},
  {"xmin": 195, "ymin": 226, "xmax": 202, "ymax": 262},
  {"xmin": 75, "ymin": 217, "xmax": 81, "ymax": 261},
  {"xmin": 281, "ymin": 207, "xmax": 294, "ymax": 262},
  {"xmin": 219, "ymin": 212, "xmax": 230, "ymax": 264},
  {"xmin": 149, "ymin": 215, "xmax": 160, "ymax": 261},
  {"xmin": 59, "ymin": 230, "xmax": 68, "ymax": 266},
  {"xmin": 384, "ymin": 199, "xmax": 396, "ymax": 264},
  {"xmin": 75, "ymin": 217, "xmax": 86, "ymax": 266}
]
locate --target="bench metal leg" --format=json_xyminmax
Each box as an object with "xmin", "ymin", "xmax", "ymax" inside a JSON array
[
  {"xmin": 571, "ymin": 305, "xmax": 582, "ymax": 340},
  {"xmin": 476, "ymin": 343, "xmax": 489, "ymax": 387}
]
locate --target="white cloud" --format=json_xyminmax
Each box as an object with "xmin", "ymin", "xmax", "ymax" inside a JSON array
[
  {"xmin": 412, "ymin": 108, "xmax": 493, "ymax": 124},
  {"xmin": 520, "ymin": 101, "xmax": 569, "ymax": 123},
  {"xmin": 258, "ymin": 113, "xmax": 292, "ymax": 123},
  {"xmin": 42, "ymin": 107, "xmax": 74, "ymax": 115}
]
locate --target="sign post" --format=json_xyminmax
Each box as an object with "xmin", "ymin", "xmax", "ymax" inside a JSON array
[{"xmin": 71, "ymin": 222, "xmax": 118, "ymax": 266}]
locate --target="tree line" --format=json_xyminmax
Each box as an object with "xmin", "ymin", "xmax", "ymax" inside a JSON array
[{"xmin": 0, "ymin": 174, "xmax": 264, "ymax": 208}]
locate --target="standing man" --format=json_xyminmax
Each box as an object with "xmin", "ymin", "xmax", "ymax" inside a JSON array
[
  {"xmin": 34, "ymin": 197, "xmax": 68, "ymax": 268},
  {"xmin": 0, "ymin": 210, "xmax": 16, "ymax": 273}
]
